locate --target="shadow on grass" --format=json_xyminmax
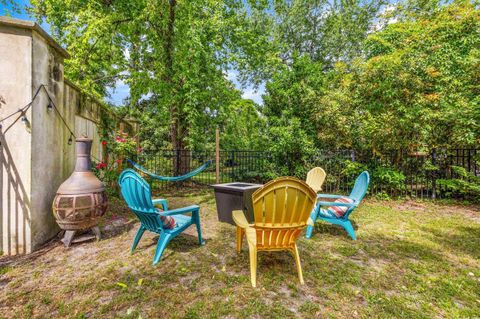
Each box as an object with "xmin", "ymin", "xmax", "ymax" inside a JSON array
[
  {"xmin": 305, "ymin": 230, "xmax": 446, "ymax": 266},
  {"xmin": 310, "ymin": 219, "xmax": 358, "ymax": 239},
  {"xmin": 350, "ymin": 234, "xmax": 448, "ymax": 268},
  {"xmin": 167, "ymin": 233, "xmax": 206, "ymax": 252},
  {"xmin": 136, "ymin": 232, "xmax": 206, "ymax": 257},
  {"xmin": 308, "ymin": 219, "xmax": 475, "ymax": 265},
  {"xmin": 420, "ymin": 224, "xmax": 480, "ymax": 260},
  {"xmin": 0, "ymin": 236, "xmax": 61, "ymax": 267},
  {"xmin": 101, "ymin": 220, "xmax": 136, "ymax": 240}
]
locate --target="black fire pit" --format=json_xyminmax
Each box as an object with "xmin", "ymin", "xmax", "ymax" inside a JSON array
[{"xmin": 212, "ymin": 182, "xmax": 263, "ymax": 225}]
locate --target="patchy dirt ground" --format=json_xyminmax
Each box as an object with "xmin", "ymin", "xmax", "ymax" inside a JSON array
[{"xmin": 1, "ymin": 189, "xmax": 479, "ymax": 319}]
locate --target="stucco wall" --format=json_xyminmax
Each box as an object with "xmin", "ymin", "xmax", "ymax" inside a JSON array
[
  {"xmin": 0, "ymin": 17, "xmax": 135, "ymax": 255},
  {"xmin": 0, "ymin": 24, "xmax": 33, "ymax": 255},
  {"xmin": 65, "ymin": 80, "xmax": 106, "ymax": 162},
  {"xmin": 30, "ymin": 30, "xmax": 70, "ymax": 251}
]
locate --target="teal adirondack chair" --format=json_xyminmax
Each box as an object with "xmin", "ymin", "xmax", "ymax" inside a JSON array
[
  {"xmin": 118, "ymin": 169, "xmax": 204, "ymax": 264},
  {"xmin": 306, "ymin": 171, "xmax": 370, "ymax": 240}
]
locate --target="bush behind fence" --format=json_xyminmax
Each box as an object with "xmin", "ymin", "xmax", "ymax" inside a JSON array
[{"xmin": 133, "ymin": 148, "xmax": 479, "ymax": 200}]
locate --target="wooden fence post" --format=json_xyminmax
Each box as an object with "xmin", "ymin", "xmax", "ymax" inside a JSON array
[{"xmin": 216, "ymin": 128, "xmax": 220, "ymax": 183}]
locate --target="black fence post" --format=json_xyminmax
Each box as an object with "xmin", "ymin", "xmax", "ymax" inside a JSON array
[
  {"xmin": 431, "ymin": 147, "xmax": 437, "ymax": 199},
  {"xmin": 467, "ymin": 149, "xmax": 472, "ymax": 173},
  {"xmin": 231, "ymin": 150, "xmax": 235, "ymax": 182}
]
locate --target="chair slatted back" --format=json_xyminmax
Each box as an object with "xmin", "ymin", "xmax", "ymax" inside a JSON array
[
  {"xmin": 252, "ymin": 177, "xmax": 316, "ymax": 249},
  {"xmin": 306, "ymin": 167, "xmax": 326, "ymax": 193},
  {"xmin": 118, "ymin": 169, "xmax": 162, "ymax": 232},
  {"xmin": 341, "ymin": 171, "xmax": 370, "ymax": 219},
  {"xmin": 349, "ymin": 171, "xmax": 370, "ymax": 203}
]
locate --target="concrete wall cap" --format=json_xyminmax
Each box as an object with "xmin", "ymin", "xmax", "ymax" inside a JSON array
[{"xmin": 0, "ymin": 16, "xmax": 70, "ymax": 58}]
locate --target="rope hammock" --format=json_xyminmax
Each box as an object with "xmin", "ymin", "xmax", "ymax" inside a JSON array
[{"xmin": 127, "ymin": 159, "xmax": 212, "ymax": 182}]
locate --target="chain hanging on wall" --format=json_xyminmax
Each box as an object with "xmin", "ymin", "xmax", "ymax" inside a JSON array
[{"xmin": 0, "ymin": 84, "xmax": 76, "ymax": 144}]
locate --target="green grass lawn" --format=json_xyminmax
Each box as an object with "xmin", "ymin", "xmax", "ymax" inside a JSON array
[{"xmin": 1, "ymin": 190, "xmax": 479, "ymax": 318}]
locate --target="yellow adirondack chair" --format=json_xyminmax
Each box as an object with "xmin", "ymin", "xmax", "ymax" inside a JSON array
[
  {"xmin": 233, "ymin": 177, "xmax": 317, "ymax": 287},
  {"xmin": 306, "ymin": 167, "xmax": 326, "ymax": 193}
]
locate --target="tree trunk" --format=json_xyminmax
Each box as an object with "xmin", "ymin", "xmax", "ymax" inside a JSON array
[{"xmin": 164, "ymin": 0, "xmax": 187, "ymax": 175}]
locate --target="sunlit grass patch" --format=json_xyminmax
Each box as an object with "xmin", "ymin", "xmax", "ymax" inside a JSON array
[{"xmin": 0, "ymin": 193, "xmax": 479, "ymax": 318}]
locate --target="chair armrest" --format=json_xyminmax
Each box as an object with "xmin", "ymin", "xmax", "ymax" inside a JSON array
[
  {"xmin": 233, "ymin": 211, "xmax": 256, "ymax": 246},
  {"xmin": 152, "ymin": 199, "xmax": 168, "ymax": 211},
  {"xmin": 232, "ymin": 210, "xmax": 253, "ymax": 228},
  {"xmin": 158, "ymin": 205, "xmax": 200, "ymax": 216},
  {"xmin": 245, "ymin": 227, "xmax": 257, "ymax": 246},
  {"xmin": 317, "ymin": 194, "xmax": 345, "ymax": 199},
  {"xmin": 317, "ymin": 200, "xmax": 356, "ymax": 207}
]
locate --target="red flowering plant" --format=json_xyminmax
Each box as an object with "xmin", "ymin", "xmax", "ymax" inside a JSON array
[{"xmin": 93, "ymin": 130, "xmax": 139, "ymax": 195}]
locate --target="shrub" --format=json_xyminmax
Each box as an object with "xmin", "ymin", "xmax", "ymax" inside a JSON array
[
  {"xmin": 267, "ymin": 117, "xmax": 316, "ymax": 178},
  {"xmin": 371, "ymin": 165, "xmax": 406, "ymax": 197},
  {"xmin": 437, "ymin": 166, "xmax": 480, "ymax": 200},
  {"xmin": 93, "ymin": 130, "xmax": 139, "ymax": 196}
]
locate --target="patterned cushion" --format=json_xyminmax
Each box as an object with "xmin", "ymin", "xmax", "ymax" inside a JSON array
[
  {"xmin": 156, "ymin": 208, "xmax": 177, "ymax": 229},
  {"xmin": 326, "ymin": 197, "xmax": 355, "ymax": 218},
  {"xmin": 317, "ymin": 208, "xmax": 337, "ymax": 219}
]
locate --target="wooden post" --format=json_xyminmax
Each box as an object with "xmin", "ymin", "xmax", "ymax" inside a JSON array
[
  {"xmin": 132, "ymin": 120, "xmax": 140, "ymax": 149},
  {"xmin": 216, "ymin": 128, "xmax": 220, "ymax": 183},
  {"xmin": 431, "ymin": 147, "xmax": 437, "ymax": 199}
]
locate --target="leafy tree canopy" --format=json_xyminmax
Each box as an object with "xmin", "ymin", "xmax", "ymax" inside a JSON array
[
  {"xmin": 24, "ymin": 0, "xmax": 479, "ymax": 166},
  {"xmin": 261, "ymin": 0, "xmax": 479, "ymax": 162}
]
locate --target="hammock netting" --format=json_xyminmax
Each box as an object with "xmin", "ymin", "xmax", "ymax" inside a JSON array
[{"xmin": 127, "ymin": 159, "xmax": 212, "ymax": 182}]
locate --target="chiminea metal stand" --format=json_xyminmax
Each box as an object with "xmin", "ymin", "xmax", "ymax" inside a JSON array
[
  {"xmin": 61, "ymin": 227, "xmax": 102, "ymax": 247},
  {"xmin": 52, "ymin": 138, "xmax": 108, "ymax": 247}
]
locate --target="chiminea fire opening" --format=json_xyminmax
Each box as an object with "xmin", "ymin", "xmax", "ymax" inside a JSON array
[{"xmin": 52, "ymin": 138, "xmax": 108, "ymax": 247}]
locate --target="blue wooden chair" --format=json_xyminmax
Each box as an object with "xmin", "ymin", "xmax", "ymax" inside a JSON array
[
  {"xmin": 306, "ymin": 171, "xmax": 370, "ymax": 240},
  {"xmin": 118, "ymin": 169, "xmax": 204, "ymax": 265}
]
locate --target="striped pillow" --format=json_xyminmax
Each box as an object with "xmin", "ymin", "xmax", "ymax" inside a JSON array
[
  {"xmin": 326, "ymin": 197, "xmax": 355, "ymax": 218},
  {"xmin": 156, "ymin": 208, "xmax": 177, "ymax": 229}
]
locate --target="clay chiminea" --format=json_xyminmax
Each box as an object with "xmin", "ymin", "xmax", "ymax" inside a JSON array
[{"xmin": 52, "ymin": 138, "xmax": 108, "ymax": 247}]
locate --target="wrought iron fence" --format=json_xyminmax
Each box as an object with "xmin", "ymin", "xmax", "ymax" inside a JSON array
[
  {"xmin": 132, "ymin": 150, "xmax": 273, "ymax": 190},
  {"xmin": 310, "ymin": 148, "xmax": 479, "ymax": 199},
  {"xmin": 131, "ymin": 148, "xmax": 479, "ymax": 199}
]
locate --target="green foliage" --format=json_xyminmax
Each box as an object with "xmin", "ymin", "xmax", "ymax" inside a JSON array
[
  {"xmin": 373, "ymin": 191, "xmax": 392, "ymax": 201},
  {"xmin": 268, "ymin": 117, "xmax": 316, "ymax": 177},
  {"xmin": 371, "ymin": 165, "xmax": 407, "ymax": 195},
  {"xmin": 220, "ymin": 99, "xmax": 267, "ymax": 151},
  {"xmin": 336, "ymin": 1, "xmax": 479, "ymax": 153},
  {"xmin": 233, "ymin": 0, "xmax": 386, "ymax": 83},
  {"xmin": 28, "ymin": 0, "xmax": 479, "ymax": 196},
  {"xmin": 227, "ymin": 167, "xmax": 274, "ymax": 184},
  {"xmin": 261, "ymin": 1, "xmax": 479, "ymax": 159},
  {"xmin": 337, "ymin": 159, "xmax": 406, "ymax": 198},
  {"xmin": 262, "ymin": 56, "xmax": 324, "ymax": 147},
  {"xmin": 437, "ymin": 165, "xmax": 480, "ymax": 199},
  {"xmin": 93, "ymin": 131, "xmax": 138, "ymax": 196},
  {"xmin": 30, "ymin": 0, "xmax": 244, "ymax": 150},
  {"xmin": 0, "ymin": 265, "xmax": 11, "ymax": 275},
  {"xmin": 341, "ymin": 160, "xmax": 368, "ymax": 178}
]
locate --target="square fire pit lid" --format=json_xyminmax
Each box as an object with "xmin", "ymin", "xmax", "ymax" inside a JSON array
[
  {"xmin": 211, "ymin": 182, "xmax": 263, "ymax": 191},
  {"xmin": 228, "ymin": 183, "xmax": 257, "ymax": 188}
]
